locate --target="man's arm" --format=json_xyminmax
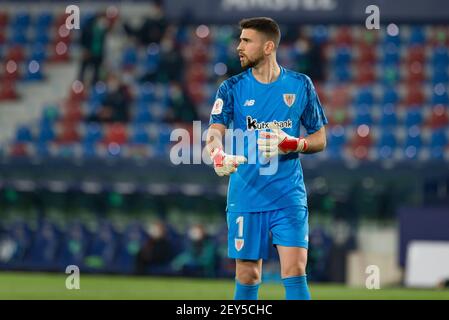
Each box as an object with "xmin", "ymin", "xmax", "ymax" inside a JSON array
[
  {"xmin": 205, "ymin": 123, "xmax": 226, "ymax": 155},
  {"xmin": 205, "ymin": 123, "xmax": 246, "ymax": 176},
  {"xmin": 302, "ymin": 126, "xmax": 327, "ymax": 154}
]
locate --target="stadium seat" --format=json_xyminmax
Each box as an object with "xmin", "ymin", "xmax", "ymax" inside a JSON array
[
  {"xmin": 429, "ymin": 129, "xmax": 448, "ymax": 159},
  {"xmin": 432, "ymin": 68, "xmax": 449, "ymax": 84},
  {"xmin": 428, "ymin": 104, "xmax": 449, "ymax": 128},
  {"xmin": 404, "ymin": 85, "xmax": 425, "ymax": 106},
  {"xmin": 431, "ymin": 46, "xmax": 449, "ymax": 68},
  {"xmin": 15, "ymin": 125, "xmax": 33, "ymax": 143},
  {"xmin": 377, "ymin": 130, "xmax": 397, "ymax": 159},
  {"xmin": 130, "ymin": 125, "xmax": 151, "ymax": 145},
  {"xmin": 35, "ymin": 12, "xmax": 53, "ymax": 29},
  {"xmin": 333, "ymin": 47, "xmax": 352, "ymax": 66},
  {"xmin": 380, "ymin": 104, "xmax": 398, "ymax": 128},
  {"xmin": 354, "ymin": 88, "xmax": 375, "ymax": 107},
  {"xmin": 104, "ymin": 123, "xmax": 128, "ymax": 145},
  {"xmin": 431, "ymin": 86, "xmax": 449, "ymax": 105},
  {"xmin": 0, "ymin": 79, "xmax": 19, "ymax": 100},
  {"xmin": 405, "ymin": 109, "xmax": 423, "ymax": 127},
  {"xmin": 409, "ymin": 26, "xmax": 426, "ymax": 46}
]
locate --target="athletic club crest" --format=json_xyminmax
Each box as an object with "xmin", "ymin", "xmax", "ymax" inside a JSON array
[
  {"xmin": 235, "ymin": 238, "xmax": 244, "ymax": 251},
  {"xmin": 283, "ymin": 94, "xmax": 296, "ymax": 107}
]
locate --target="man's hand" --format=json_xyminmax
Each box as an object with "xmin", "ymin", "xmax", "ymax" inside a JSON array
[
  {"xmin": 257, "ymin": 124, "xmax": 308, "ymax": 158},
  {"xmin": 210, "ymin": 148, "xmax": 247, "ymax": 176}
]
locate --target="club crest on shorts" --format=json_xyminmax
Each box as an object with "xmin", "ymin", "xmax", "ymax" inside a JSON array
[
  {"xmin": 235, "ymin": 238, "xmax": 244, "ymax": 251},
  {"xmin": 283, "ymin": 94, "xmax": 296, "ymax": 107}
]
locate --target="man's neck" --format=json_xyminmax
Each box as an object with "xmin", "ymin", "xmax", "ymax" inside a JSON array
[{"xmin": 251, "ymin": 58, "xmax": 281, "ymax": 84}]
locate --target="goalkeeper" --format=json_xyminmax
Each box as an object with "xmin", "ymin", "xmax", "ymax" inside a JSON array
[{"xmin": 206, "ymin": 17, "xmax": 327, "ymax": 300}]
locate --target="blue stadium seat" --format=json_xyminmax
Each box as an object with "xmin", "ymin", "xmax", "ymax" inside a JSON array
[
  {"xmin": 377, "ymin": 130, "xmax": 397, "ymax": 159},
  {"xmin": 432, "ymin": 88, "xmax": 449, "ymax": 105},
  {"xmin": 133, "ymin": 108, "xmax": 152, "ymax": 125},
  {"xmin": 431, "ymin": 46, "xmax": 449, "ymax": 68},
  {"xmin": 429, "ymin": 129, "xmax": 448, "ymax": 159},
  {"xmin": 354, "ymin": 108, "xmax": 373, "ymax": 126},
  {"xmin": 405, "ymin": 109, "xmax": 423, "ymax": 127},
  {"xmin": 355, "ymin": 88, "xmax": 375, "ymax": 107},
  {"xmin": 2, "ymin": 221, "xmax": 33, "ymax": 268},
  {"xmin": 131, "ymin": 125, "xmax": 150, "ymax": 144},
  {"xmin": 10, "ymin": 30, "xmax": 28, "ymax": 45},
  {"xmin": 334, "ymin": 65, "xmax": 351, "ymax": 82},
  {"xmin": 137, "ymin": 83, "xmax": 156, "ymax": 103},
  {"xmin": 381, "ymin": 44, "xmax": 400, "ymax": 65},
  {"xmin": 58, "ymin": 222, "xmax": 91, "ymax": 268},
  {"xmin": 84, "ymin": 222, "xmax": 119, "ymax": 272},
  {"xmin": 35, "ymin": 12, "xmax": 53, "ymax": 29},
  {"xmin": 15, "ymin": 125, "xmax": 33, "ymax": 143},
  {"xmin": 432, "ymin": 68, "xmax": 449, "ymax": 84},
  {"xmin": 26, "ymin": 220, "xmax": 60, "ymax": 270},
  {"xmin": 327, "ymin": 125, "xmax": 346, "ymax": 158},
  {"xmin": 34, "ymin": 32, "xmax": 50, "ymax": 45},
  {"xmin": 121, "ymin": 46, "xmax": 138, "ymax": 68},
  {"xmin": 333, "ymin": 47, "xmax": 352, "ymax": 66},
  {"xmin": 29, "ymin": 44, "xmax": 47, "ymax": 62},
  {"xmin": 115, "ymin": 222, "xmax": 149, "ymax": 274},
  {"xmin": 37, "ymin": 121, "xmax": 55, "ymax": 143},
  {"xmin": 404, "ymin": 127, "xmax": 422, "ymax": 159},
  {"xmin": 23, "ymin": 59, "xmax": 44, "ymax": 81},
  {"xmin": 11, "ymin": 12, "xmax": 31, "ymax": 30},
  {"xmin": 409, "ymin": 26, "xmax": 426, "ymax": 46},
  {"xmin": 83, "ymin": 122, "xmax": 103, "ymax": 144},
  {"xmin": 382, "ymin": 88, "xmax": 399, "ymax": 105},
  {"xmin": 380, "ymin": 104, "xmax": 398, "ymax": 128}
]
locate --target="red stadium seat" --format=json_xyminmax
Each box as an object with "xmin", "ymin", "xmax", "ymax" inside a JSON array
[
  {"xmin": 427, "ymin": 105, "xmax": 449, "ymax": 128},
  {"xmin": 355, "ymin": 62, "xmax": 376, "ymax": 84},
  {"xmin": 349, "ymin": 127, "xmax": 373, "ymax": 160},
  {"xmin": 403, "ymin": 84, "xmax": 425, "ymax": 106},
  {"xmin": 328, "ymin": 86, "xmax": 351, "ymax": 109},
  {"xmin": 0, "ymin": 30, "xmax": 5, "ymax": 44},
  {"xmin": 62, "ymin": 105, "xmax": 84, "ymax": 124},
  {"xmin": 405, "ymin": 61, "xmax": 425, "ymax": 84},
  {"xmin": 406, "ymin": 46, "xmax": 426, "ymax": 64},
  {"xmin": 356, "ymin": 44, "xmax": 377, "ymax": 64},
  {"xmin": 0, "ymin": 79, "xmax": 19, "ymax": 100},
  {"xmin": 104, "ymin": 123, "xmax": 128, "ymax": 145},
  {"xmin": 58, "ymin": 122, "xmax": 80, "ymax": 144},
  {"xmin": 334, "ymin": 27, "xmax": 353, "ymax": 46},
  {"xmin": 0, "ymin": 11, "xmax": 8, "ymax": 27},
  {"xmin": 5, "ymin": 46, "xmax": 25, "ymax": 62}
]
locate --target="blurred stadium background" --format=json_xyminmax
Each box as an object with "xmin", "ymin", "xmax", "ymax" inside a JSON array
[{"xmin": 0, "ymin": 0, "xmax": 449, "ymax": 299}]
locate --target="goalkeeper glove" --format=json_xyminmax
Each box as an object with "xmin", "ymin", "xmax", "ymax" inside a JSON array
[
  {"xmin": 257, "ymin": 124, "xmax": 308, "ymax": 158},
  {"xmin": 210, "ymin": 148, "xmax": 247, "ymax": 176}
]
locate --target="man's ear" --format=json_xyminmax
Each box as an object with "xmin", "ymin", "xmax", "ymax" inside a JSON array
[{"xmin": 264, "ymin": 40, "xmax": 276, "ymax": 55}]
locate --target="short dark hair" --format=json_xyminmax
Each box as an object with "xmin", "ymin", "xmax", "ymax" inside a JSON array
[{"xmin": 239, "ymin": 17, "xmax": 281, "ymax": 48}]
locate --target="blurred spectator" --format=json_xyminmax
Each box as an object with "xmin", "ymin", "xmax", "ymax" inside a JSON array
[
  {"xmin": 87, "ymin": 73, "xmax": 132, "ymax": 123},
  {"xmin": 135, "ymin": 220, "xmax": 175, "ymax": 275},
  {"xmin": 294, "ymin": 28, "xmax": 325, "ymax": 81},
  {"xmin": 123, "ymin": 2, "xmax": 167, "ymax": 46},
  {"xmin": 165, "ymin": 82, "xmax": 198, "ymax": 123},
  {"xmin": 171, "ymin": 224, "xmax": 217, "ymax": 277},
  {"xmin": 139, "ymin": 25, "xmax": 184, "ymax": 83},
  {"xmin": 78, "ymin": 13, "xmax": 112, "ymax": 86}
]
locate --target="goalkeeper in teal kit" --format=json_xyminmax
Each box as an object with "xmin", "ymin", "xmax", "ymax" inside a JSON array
[{"xmin": 206, "ymin": 17, "xmax": 327, "ymax": 300}]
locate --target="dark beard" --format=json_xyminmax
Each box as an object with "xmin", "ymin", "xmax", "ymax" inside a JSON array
[{"xmin": 241, "ymin": 54, "xmax": 265, "ymax": 70}]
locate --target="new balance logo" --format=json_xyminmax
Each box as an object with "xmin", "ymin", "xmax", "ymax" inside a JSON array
[{"xmin": 244, "ymin": 99, "xmax": 255, "ymax": 106}]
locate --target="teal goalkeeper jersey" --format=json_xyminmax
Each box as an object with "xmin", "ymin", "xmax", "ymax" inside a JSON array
[{"xmin": 209, "ymin": 66, "xmax": 328, "ymax": 213}]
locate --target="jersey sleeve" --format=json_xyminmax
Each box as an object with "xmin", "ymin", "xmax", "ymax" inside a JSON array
[
  {"xmin": 209, "ymin": 81, "xmax": 234, "ymax": 128},
  {"xmin": 300, "ymin": 76, "xmax": 328, "ymax": 134}
]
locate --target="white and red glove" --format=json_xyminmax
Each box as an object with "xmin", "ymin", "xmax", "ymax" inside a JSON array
[
  {"xmin": 210, "ymin": 148, "xmax": 247, "ymax": 176},
  {"xmin": 257, "ymin": 124, "xmax": 308, "ymax": 158}
]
